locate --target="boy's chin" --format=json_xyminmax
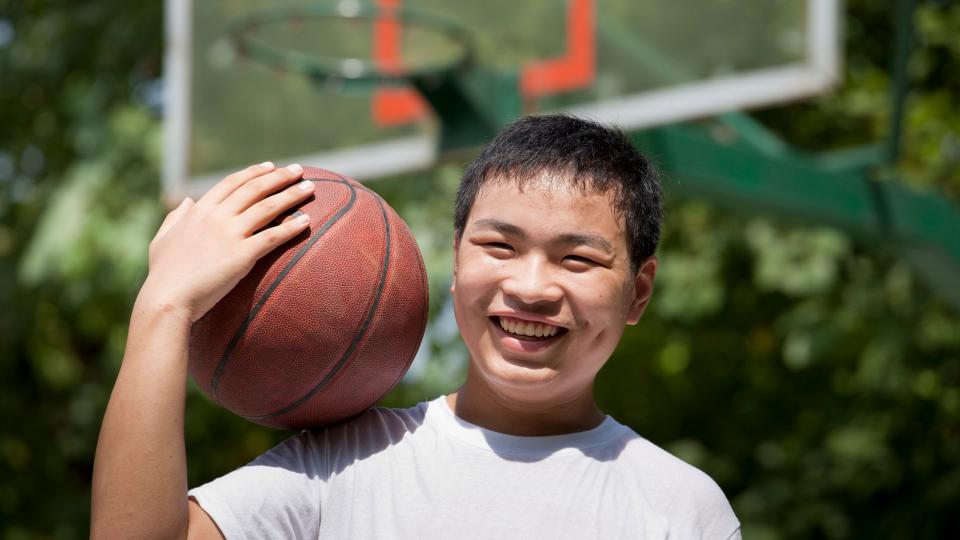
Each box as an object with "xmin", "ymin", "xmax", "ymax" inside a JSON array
[{"xmin": 475, "ymin": 359, "xmax": 568, "ymax": 398}]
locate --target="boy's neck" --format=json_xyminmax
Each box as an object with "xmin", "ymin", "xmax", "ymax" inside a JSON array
[{"xmin": 445, "ymin": 376, "xmax": 606, "ymax": 437}]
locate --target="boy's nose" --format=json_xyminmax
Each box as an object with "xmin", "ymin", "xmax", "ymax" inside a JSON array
[{"xmin": 501, "ymin": 258, "xmax": 563, "ymax": 305}]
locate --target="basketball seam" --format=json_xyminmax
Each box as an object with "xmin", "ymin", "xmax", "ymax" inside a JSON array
[
  {"xmin": 246, "ymin": 187, "xmax": 393, "ymax": 421},
  {"xmin": 210, "ymin": 178, "xmax": 357, "ymax": 402},
  {"xmin": 371, "ymin": 221, "xmax": 431, "ymax": 407},
  {"xmin": 313, "ymin": 174, "xmax": 427, "ymax": 411}
]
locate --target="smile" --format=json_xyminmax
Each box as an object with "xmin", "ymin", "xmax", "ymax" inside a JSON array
[{"xmin": 494, "ymin": 316, "xmax": 567, "ymax": 340}]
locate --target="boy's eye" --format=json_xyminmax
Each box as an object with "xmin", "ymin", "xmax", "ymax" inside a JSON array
[
  {"xmin": 563, "ymin": 255, "xmax": 599, "ymax": 269},
  {"xmin": 483, "ymin": 242, "xmax": 514, "ymax": 255}
]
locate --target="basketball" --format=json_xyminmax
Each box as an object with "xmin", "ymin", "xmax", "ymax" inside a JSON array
[{"xmin": 188, "ymin": 167, "xmax": 429, "ymax": 429}]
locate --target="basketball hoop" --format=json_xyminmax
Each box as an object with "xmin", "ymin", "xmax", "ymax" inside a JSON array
[{"xmin": 227, "ymin": 2, "xmax": 473, "ymax": 94}]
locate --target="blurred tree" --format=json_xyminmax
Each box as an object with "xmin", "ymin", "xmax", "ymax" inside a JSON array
[
  {"xmin": 0, "ymin": 1, "xmax": 167, "ymax": 537},
  {"xmin": 0, "ymin": 1, "xmax": 957, "ymax": 539},
  {"xmin": 601, "ymin": 1, "xmax": 960, "ymax": 537}
]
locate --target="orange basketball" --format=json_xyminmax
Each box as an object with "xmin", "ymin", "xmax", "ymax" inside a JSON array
[{"xmin": 189, "ymin": 167, "xmax": 429, "ymax": 429}]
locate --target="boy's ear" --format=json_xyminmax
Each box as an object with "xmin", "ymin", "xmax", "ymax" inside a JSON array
[
  {"xmin": 451, "ymin": 232, "xmax": 461, "ymax": 294},
  {"xmin": 626, "ymin": 257, "xmax": 658, "ymax": 325}
]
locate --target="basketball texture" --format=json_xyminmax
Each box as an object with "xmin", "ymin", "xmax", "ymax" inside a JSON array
[{"xmin": 189, "ymin": 167, "xmax": 429, "ymax": 429}]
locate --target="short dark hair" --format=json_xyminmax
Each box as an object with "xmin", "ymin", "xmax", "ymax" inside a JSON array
[{"xmin": 454, "ymin": 114, "xmax": 663, "ymax": 272}]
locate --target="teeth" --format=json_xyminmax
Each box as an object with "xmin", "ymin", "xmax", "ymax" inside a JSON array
[{"xmin": 498, "ymin": 317, "xmax": 560, "ymax": 338}]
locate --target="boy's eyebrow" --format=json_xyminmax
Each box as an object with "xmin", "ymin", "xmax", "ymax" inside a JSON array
[
  {"xmin": 555, "ymin": 233, "xmax": 614, "ymax": 254},
  {"xmin": 473, "ymin": 218, "xmax": 526, "ymax": 238},
  {"xmin": 471, "ymin": 218, "xmax": 614, "ymax": 254}
]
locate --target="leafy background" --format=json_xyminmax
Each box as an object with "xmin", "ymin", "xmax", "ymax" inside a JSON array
[{"xmin": 1, "ymin": 1, "xmax": 958, "ymax": 538}]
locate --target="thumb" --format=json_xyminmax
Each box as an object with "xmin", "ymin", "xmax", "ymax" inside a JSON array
[{"xmin": 155, "ymin": 197, "xmax": 195, "ymax": 240}]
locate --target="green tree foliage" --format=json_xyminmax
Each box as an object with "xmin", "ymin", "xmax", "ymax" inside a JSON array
[
  {"xmin": 1, "ymin": 0, "xmax": 958, "ymax": 538},
  {"xmin": 1, "ymin": 2, "xmax": 165, "ymax": 538}
]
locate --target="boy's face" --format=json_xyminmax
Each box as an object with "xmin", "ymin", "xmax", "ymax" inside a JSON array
[{"xmin": 452, "ymin": 175, "xmax": 657, "ymax": 407}]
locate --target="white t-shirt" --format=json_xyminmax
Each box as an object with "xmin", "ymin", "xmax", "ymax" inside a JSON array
[{"xmin": 189, "ymin": 396, "xmax": 741, "ymax": 540}]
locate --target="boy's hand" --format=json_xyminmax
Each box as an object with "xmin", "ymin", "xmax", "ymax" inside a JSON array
[
  {"xmin": 92, "ymin": 161, "xmax": 314, "ymax": 539},
  {"xmin": 139, "ymin": 162, "xmax": 313, "ymax": 322}
]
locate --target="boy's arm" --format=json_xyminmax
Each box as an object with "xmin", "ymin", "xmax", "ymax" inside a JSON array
[
  {"xmin": 90, "ymin": 163, "xmax": 313, "ymax": 539},
  {"xmin": 188, "ymin": 499, "xmax": 226, "ymax": 539}
]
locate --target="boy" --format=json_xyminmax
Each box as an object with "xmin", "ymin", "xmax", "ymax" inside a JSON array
[{"xmin": 91, "ymin": 115, "xmax": 740, "ymax": 539}]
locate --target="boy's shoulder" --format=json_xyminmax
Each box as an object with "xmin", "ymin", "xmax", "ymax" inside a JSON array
[
  {"xmin": 611, "ymin": 423, "xmax": 738, "ymax": 534},
  {"xmin": 196, "ymin": 399, "xmax": 739, "ymax": 539},
  {"xmin": 297, "ymin": 399, "xmax": 431, "ymax": 456},
  {"xmin": 307, "ymin": 399, "xmax": 728, "ymax": 504},
  {"xmin": 297, "ymin": 400, "xmax": 728, "ymax": 499}
]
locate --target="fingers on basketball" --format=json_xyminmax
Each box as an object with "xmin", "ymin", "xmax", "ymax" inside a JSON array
[
  {"xmin": 220, "ymin": 164, "xmax": 305, "ymax": 215},
  {"xmin": 239, "ymin": 177, "xmax": 315, "ymax": 233},
  {"xmin": 248, "ymin": 212, "xmax": 311, "ymax": 259},
  {"xmin": 200, "ymin": 161, "xmax": 277, "ymax": 206}
]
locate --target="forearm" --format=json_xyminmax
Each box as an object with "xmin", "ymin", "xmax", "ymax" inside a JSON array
[
  {"xmin": 91, "ymin": 292, "xmax": 193, "ymax": 539},
  {"xmin": 89, "ymin": 162, "xmax": 309, "ymax": 538}
]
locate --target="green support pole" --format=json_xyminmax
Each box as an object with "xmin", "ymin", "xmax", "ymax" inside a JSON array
[
  {"xmin": 631, "ymin": 123, "xmax": 960, "ymax": 312},
  {"xmin": 631, "ymin": 125, "xmax": 882, "ymax": 238},
  {"xmin": 412, "ymin": 72, "xmax": 499, "ymax": 154},
  {"xmin": 887, "ymin": 0, "xmax": 916, "ymax": 165}
]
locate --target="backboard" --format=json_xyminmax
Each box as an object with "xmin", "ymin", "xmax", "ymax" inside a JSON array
[{"xmin": 164, "ymin": 0, "xmax": 840, "ymax": 201}]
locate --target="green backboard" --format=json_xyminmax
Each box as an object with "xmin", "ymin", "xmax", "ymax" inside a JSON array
[{"xmin": 164, "ymin": 0, "xmax": 840, "ymax": 200}]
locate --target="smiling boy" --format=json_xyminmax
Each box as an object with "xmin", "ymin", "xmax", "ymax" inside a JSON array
[{"xmin": 92, "ymin": 115, "xmax": 740, "ymax": 539}]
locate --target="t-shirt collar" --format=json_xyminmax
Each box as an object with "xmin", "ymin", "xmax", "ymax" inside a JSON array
[{"xmin": 425, "ymin": 395, "xmax": 624, "ymax": 458}]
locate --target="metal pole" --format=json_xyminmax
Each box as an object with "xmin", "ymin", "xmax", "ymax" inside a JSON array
[{"xmin": 887, "ymin": 0, "xmax": 916, "ymax": 165}]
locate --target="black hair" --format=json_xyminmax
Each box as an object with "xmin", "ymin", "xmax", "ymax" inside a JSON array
[{"xmin": 454, "ymin": 114, "xmax": 662, "ymax": 272}]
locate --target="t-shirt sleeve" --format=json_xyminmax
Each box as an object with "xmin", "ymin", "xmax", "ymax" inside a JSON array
[
  {"xmin": 626, "ymin": 434, "xmax": 741, "ymax": 540},
  {"xmin": 724, "ymin": 527, "xmax": 743, "ymax": 540},
  {"xmin": 188, "ymin": 431, "xmax": 324, "ymax": 540},
  {"xmin": 685, "ymin": 471, "xmax": 741, "ymax": 540}
]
